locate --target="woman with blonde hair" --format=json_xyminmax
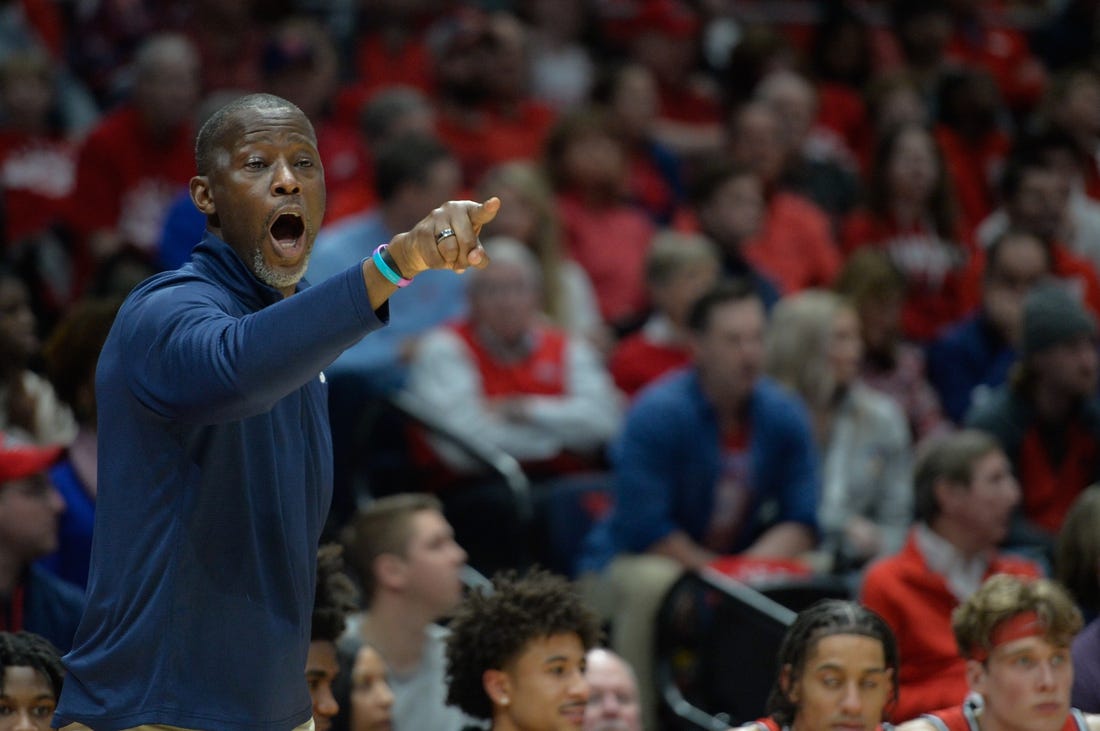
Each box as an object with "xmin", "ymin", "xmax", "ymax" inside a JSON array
[
  {"xmin": 766, "ymin": 290, "xmax": 913, "ymax": 571},
  {"xmin": 476, "ymin": 161, "xmax": 602, "ymax": 341}
]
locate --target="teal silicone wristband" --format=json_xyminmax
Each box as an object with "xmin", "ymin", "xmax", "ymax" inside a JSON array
[{"xmin": 372, "ymin": 244, "xmax": 411, "ymax": 287}]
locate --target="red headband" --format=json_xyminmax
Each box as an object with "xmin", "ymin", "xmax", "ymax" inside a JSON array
[{"xmin": 970, "ymin": 611, "xmax": 1044, "ymax": 662}]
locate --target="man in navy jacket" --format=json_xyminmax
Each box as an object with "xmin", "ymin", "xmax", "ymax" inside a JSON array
[{"xmin": 53, "ymin": 93, "xmax": 498, "ymax": 731}]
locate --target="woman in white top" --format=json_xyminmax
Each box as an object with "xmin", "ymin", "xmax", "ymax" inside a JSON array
[{"xmin": 766, "ymin": 289, "xmax": 913, "ymax": 571}]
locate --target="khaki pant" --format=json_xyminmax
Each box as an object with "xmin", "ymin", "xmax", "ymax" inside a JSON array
[
  {"xmin": 579, "ymin": 554, "xmax": 683, "ymax": 731},
  {"xmin": 63, "ymin": 719, "xmax": 316, "ymax": 731}
]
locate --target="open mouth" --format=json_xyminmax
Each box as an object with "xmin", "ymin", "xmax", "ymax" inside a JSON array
[{"xmin": 270, "ymin": 212, "xmax": 305, "ymax": 251}]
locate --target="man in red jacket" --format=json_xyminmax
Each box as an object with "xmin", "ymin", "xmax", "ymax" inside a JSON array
[{"xmin": 861, "ymin": 430, "xmax": 1041, "ymax": 722}]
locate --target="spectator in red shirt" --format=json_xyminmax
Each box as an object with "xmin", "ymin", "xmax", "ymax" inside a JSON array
[
  {"xmin": 609, "ymin": 0, "xmax": 724, "ymax": 162},
  {"xmin": 592, "ymin": 62, "xmax": 685, "ymax": 227},
  {"xmin": 434, "ymin": 9, "xmax": 557, "ymax": 187},
  {"xmin": 934, "ymin": 67, "xmax": 1012, "ymax": 232},
  {"xmin": 943, "ymin": 0, "xmax": 1048, "ymax": 116},
  {"xmin": 858, "ymin": 72, "xmax": 930, "ymax": 177},
  {"xmin": 67, "ymin": 33, "xmax": 200, "ymax": 284},
  {"xmin": 842, "ymin": 122, "xmax": 978, "ymax": 341},
  {"xmin": 546, "ymin": 108, "xmax": 654, "ymax": 331},
  {"xmin": 608, "ymin": 230, "xmax": 719, "ymax": 398},
  {"xmin": 728, "ymin": 102, "xmax": 840, "ymax": 295},
  {"xmin": 861, "ymin": 429, "xmax": 1042, "ymax": 722}
]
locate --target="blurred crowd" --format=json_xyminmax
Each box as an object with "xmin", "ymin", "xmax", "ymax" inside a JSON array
[{"xmin": 4, "ymin": 0, "xmax": 1100, "ymax": 729}]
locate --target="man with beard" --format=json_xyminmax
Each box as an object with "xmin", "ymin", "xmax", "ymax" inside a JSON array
[
  {"xmin": 52, "ymin": 92, "xmax": 499, "ymax": 731},
  {"xmin": 966, "ymin": 283, "xmax": 1100, "ymax": 557}
]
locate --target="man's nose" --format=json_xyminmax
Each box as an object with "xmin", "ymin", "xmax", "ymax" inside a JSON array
[
  {"xmin": 13, "ymin": 708, "xmax": 39, "ymax": 731},
  {"xmin": 271, "ymin": 160, "xmax": 301, "ymax": 196},
  {"xmin": 839, "ymin": 681, "xmax": 863, "ymax": 715}
]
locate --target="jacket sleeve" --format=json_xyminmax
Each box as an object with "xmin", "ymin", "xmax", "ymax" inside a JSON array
[
  {"xmin": 123, "ymin": 263, "xmax": 385, "ymax": 424},
  {"xmin": 772, "ymin": 397, "xmax": 820, "ymax": 530},
  {"xmin": 611, "ymin": 396, "xmax": 689, "ymax": 552}
]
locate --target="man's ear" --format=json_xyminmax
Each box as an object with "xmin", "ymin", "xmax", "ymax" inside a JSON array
[
  {"xmin": 483, "ymin": 668, "xmax": 512, "ymax": 708},
  {"xmin": 190, "ymin": 175, "xmax": 216, "ymax": 216},
  {"xmin": 374, "ymin": 553, "xmax": 407, "ymax": 592},
  {"xmin": 933, "ymin": 477, "xmax": 961, "ymax": 518},
  {"xmin": 965, "ymin": 658, "xmax": 987, "ymax": 696}
]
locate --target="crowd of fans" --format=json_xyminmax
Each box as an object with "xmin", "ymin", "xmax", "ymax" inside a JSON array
[{"xmin": 3, "ymin": 0, "xmax": 1100, "ymax": 729}]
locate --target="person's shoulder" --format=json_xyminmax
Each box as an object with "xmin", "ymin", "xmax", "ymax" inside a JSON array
[
  {"xmin": 629, "ymin": 368, "xmax": 695, "ymax": 412},
  {"xmin": 754, "ymin": 378, "xmax": 812, "ymax": 424},
  {"xmin": 851, "ymin": 384, "xmax": 907, "ymax": 426}
]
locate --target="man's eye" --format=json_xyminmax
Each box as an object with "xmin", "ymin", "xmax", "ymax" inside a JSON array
[{"xmin": 246, "ymin": 158, "xmax": 266, "ymax": 169}]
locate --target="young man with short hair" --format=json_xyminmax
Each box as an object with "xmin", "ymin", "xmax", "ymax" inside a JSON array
[
  {"xmin": 341, "ymin": 493, "xmax": 469, "ymax": 731},
  {"xmin": 861, "ymin": 430, "xmax": 1041, "ymax": 721},
  {"xmin": 898, "ymin": 574, "xmax": 1100, "ymax": 731}
]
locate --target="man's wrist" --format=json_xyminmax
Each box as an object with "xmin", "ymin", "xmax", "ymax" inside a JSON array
[
  {"xmin": 386, "ymin": 234, "xmax": 423, "ymax": 279},
  {"xmin": 372, "ymin": 244, "xmax": 412, "ymax": 287}
]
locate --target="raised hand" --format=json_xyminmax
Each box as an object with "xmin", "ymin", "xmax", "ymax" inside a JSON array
[{"xmin": 389, "ymin": 197, "xmax": 501, "ymax": 277}]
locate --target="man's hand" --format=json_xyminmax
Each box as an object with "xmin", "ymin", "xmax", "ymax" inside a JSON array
[{"xmin": 389, "ymin": 198, "xmax": 501, "ymax": 277}]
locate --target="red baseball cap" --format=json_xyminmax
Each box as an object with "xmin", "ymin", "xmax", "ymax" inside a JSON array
[{"xmin": 0, "ymin": 434, "xmax": 62, "ymax": 485}]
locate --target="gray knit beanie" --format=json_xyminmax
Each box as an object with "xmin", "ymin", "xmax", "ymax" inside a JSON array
[{"xmin": 1021, "ymin": 284, "xmax": 1097, "ymax": 357}]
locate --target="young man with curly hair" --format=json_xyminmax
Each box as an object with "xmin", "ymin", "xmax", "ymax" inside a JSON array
[
  {"xmin": 0, "ymin": 630, "xmax": 66, "ymax": 731},
  {"xmin": 897, "ymin": 574, "xmax": 1100, "ymax": 731},
  {"xmin": 445, "ymin": 570, "xmax": 601, "ymax": 731}
]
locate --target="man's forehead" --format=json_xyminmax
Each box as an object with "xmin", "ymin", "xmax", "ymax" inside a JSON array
[{"xmin": 222, "ymin": 105, "xmax": 316, "ymax": 146}]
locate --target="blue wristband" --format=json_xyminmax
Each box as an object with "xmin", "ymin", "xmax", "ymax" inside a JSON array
[{"xmin": 372, "ymin": 244, "xmax": 412, "ymax": 288}]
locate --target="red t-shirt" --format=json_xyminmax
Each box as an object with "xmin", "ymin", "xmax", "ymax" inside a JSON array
[
  {"xmin": 608, "ymin": 334, "xmax": 690, "ymax": 398},
  {"xmin": 68, "ymin": 106, "xmax": 195, "ymax": 254},
  {"xmin": 742, "ymin": 191, "xmax": 840, "ymax": 295},
  {"xmin": 0, "ymin": 130, "xmax": 76, "ymax": 244},
  {"xmin": 436, "ymin": 101, "xmax": 557, "ymax": 186},
  {"xmin": 934, "ymin": 125, "xmax": 1011, "ymax": 232},
  {"xmin": 556, "ymin": 192, "xmax": 653, "ymax": 326},
  {"xmin": 841, "ymin": 210, "xmax": 980, "ymax": 341},
  {"xmin": 1017, "ymin": 418, "xmax": 1099, "ymax": 533}
]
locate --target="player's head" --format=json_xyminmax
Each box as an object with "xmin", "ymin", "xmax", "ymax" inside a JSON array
[
  {"xmin": 953, "ymin": 574, "xmax": 1082, "ymax": 731},
  {"xmin": 446, "ymin": 570, "xmax": 601, "ymax": 730},
  {"xmin": 767, "ymin": 600, "xmax": 898, "ymax": 731},
  {"xmin": 0, "ymin": 631, "xmax": 64, "ymax": 731}
]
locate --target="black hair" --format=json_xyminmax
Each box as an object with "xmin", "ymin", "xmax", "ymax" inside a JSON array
[
  {"xmin": 0, "ymin": 631, "xmax": 64, "ymax": 698},
  {"xmin": 194, "ymin": 93, "xmax": 312, "ymax": 177},
  {"xmin": 445, "ymin": 570, "xmax": 601, "ymax": 720},
  {"xmin": 688, "ymin": 160, "xmax": 757, "ymax": 210},
  {"xmin": 686, "ymin": 278, "xmax": 761, "ymax": 334},
  {"xmin": 766, "ymin": 600, "xmax": 899, "ymax": 727},
  {"xmin": 312, "ymin": 543, "xmax": 360, "ymax": 644},
  {"xmin": 372, "ymin": 133, "xmax": 453, "ymax": 203}
]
